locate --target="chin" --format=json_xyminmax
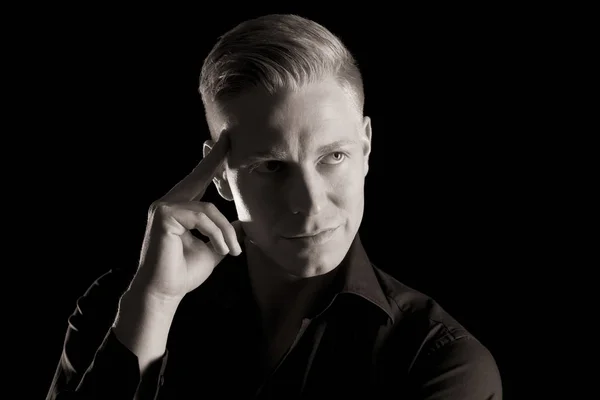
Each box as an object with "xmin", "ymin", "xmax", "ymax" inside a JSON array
[
  {"xmin": 247, "ymin": 222, "xmax": 356, "ymax": 278},
  {"xmin": 275, "ymin": 236, "xmax": 350, "ymax": 278}
]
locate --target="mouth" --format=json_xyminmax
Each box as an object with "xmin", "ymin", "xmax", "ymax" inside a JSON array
[
  {"xmin": 285, "ymin": 227, "xmax": 336, "ymax": 238},
  {"xmin": 282, "ymin": 226, "xmax": 340, "ymax": 245}
]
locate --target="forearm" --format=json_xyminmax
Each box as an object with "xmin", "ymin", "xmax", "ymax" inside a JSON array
[{"xmin": 113, "ymin": 285, "xmax": 181, "ymax": 375}]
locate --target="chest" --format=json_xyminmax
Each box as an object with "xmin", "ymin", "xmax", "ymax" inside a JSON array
[
  {"xmin": 160, "ymin": 309, "xmax": 388, "ymax": 398},
  {"xmin": 263, "ymin": 316, "xmax": 303, "ymax": 374}
]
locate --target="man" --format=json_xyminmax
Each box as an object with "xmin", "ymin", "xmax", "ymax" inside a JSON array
[{"xmin": 47, "ymin": 14, "xmax": 502, "ymax": 399}]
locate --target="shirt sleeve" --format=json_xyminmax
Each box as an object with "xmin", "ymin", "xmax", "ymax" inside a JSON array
[
  {"xmin": 46, "ymin": 268, "xmax": 168, "ymax": 400},
  {"xmin": 409, "ymin": 333, "xmax": 503, "ymax": 400},
  {"xmin": 65, "ymin": 329, "xmax": 168, "ymax": 400}
]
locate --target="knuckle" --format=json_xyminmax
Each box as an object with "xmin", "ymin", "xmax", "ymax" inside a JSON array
[
  {"xmin": 148, "ymin": 200, "xmax": 162, "ymax": 215},
  {"xmin": 194, "ymin": 212, "xmax": 219, "ymax": 233},
  {"xmin": 150, "ymin": 201, "xmax": 173, "ymax": 218},
  {"xmin": 194, "ymin": 210, "xmax": 209, "ymax": 223},
  {"xmin": 202, "ymin": 202, "xmax": 218, "ymax": 214},
  {"xmin": 225, "ymin": 223, "xmax": 237, "ymax": 238}
]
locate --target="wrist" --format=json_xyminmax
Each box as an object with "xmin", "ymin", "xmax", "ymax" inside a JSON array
[
  {"xmin": 127, "ymin": 276, "xmax": 185, "ymax": 311},
  {"xmin": 120, "ymin": 284, "xmax": 182, "ymax": 319},
  {"xmin": 113, "ymin": 286, "xmax": 180, "ymax": 369}
]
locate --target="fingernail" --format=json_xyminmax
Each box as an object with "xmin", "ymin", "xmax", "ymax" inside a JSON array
[{"xmin": 221, "ymin": 244, "xmax": 230, "ymax": 255}]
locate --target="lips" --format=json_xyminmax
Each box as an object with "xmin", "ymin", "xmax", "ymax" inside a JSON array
[
  {"xmin": 283, "ymin": 227, "xmax": 338, "ymax": 238},
  {"xmin": 282, "ymin": 226, "xmax": 340, "ymax": 246}
]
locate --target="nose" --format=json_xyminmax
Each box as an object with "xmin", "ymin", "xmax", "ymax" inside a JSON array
[{"xmin": 285, "ymin": 167, "xmax": 327, "ymax": 216}]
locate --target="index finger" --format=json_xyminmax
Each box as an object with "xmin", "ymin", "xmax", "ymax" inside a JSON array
[{"xmin": 161, "ymin": 132, "xmax": 231, "ymax": 202}]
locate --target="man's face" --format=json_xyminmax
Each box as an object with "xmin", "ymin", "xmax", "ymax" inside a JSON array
[{"xmin": 205, "ymin": 77, "xmax": 372, "ymax": 278}]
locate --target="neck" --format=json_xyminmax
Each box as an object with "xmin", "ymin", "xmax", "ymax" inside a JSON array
[{"xmin": 244, "ymin": 238, "xmax": 337, "ymax": 333}]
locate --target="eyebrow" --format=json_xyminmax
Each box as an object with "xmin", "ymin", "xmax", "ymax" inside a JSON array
[{"xmin": 243, "ymin": 139, "xmax": 360, "ymax": 163}]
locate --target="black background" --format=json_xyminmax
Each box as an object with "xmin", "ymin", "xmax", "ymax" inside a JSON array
[{"xmin": 30, "ymin": 4, "xmax": 543, "ymax": 399}]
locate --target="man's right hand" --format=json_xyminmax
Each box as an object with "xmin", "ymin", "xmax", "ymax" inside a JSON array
[
  {"xmin": 132, "ymin": 131, "xmax": 243, "ymax": 303},
  {"xmin": 112, "ymin": 132, "xmax": 243, "ymax": 376}
]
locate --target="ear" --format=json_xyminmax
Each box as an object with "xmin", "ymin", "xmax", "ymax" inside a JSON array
[
  {"xmin": 361, "ymin": 116, "xmax": 372, "ymax": 176},
  {"xmin": 203, "ymin": 140, "xmax": 234, "ymax": 201}
]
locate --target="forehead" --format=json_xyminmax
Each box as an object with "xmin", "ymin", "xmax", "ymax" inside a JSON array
[{"xmin": 210, "ymin": 78, "xmax": 361, "ymax": 154}]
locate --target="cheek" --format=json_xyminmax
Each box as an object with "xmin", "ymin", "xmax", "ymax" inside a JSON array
[
  {"xmin": 331, "ymin": 164, "xmax": 365, "ymax": 201},
  {"xmin": 226, "ymin": 172, "xmax": 252, "ymax": 219},
  {"xmin": 230, "ymin": 174, "xmax": 278, "ymax": 221},
  {"xmin": 333, "ymin": 171, "xmax": 365, "ymax": 232}
]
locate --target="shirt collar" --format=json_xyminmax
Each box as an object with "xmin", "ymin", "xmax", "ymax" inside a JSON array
[
  {"xmin": 332, "ymin": 233, "xmax": 395, "ymax": 323},
  {"xmin": 209, "ymin": 233, "xmax": 394, "ymax": 323}
]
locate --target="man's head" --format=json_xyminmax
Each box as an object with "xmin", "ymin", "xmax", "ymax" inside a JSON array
[{"xmin": 199, "ymin": 14, "xmax": 372, "ymax": 278}]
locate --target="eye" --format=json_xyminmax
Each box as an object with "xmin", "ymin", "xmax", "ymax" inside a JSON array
[
  {"xmin": 321, "ymin": 152, "xmax": 347, "ymax": 165},
  {"xmin": 250, "ymin": 152, "xmax": 347, "ymax": 174},
  {"xmin": 252, "ymin": 160, "xmax": 283, "ymax": 173}
]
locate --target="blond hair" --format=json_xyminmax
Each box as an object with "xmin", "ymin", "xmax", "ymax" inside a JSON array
[{"xmin": 199, "ymin": 14, "xmax": 364, "ymax": 114}]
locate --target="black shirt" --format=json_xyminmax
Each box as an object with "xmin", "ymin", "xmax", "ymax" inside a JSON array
[{"xmin": 47, "ymin": 234, "xmax": 502, "ymax": 399}]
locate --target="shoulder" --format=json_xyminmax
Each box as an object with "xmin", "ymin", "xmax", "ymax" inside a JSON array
[
  {"xmin": 372, "ymin": 265, "xmax": 468, "ymax": 337},
  {"xmin": 412, "ymin": 333, "xmax": 502, "ymax": 398},
  {"xmin": 56, "ymin": 268, "xmax": 135, "ymax": 380},
  {"xmin": 372, "ymin": 266, "xmax": 502, "ymax": 398}
]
